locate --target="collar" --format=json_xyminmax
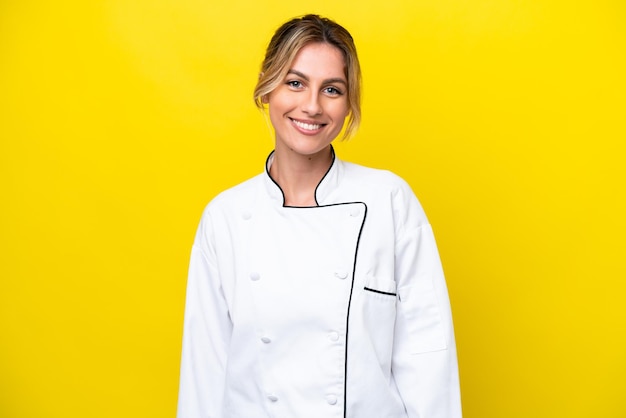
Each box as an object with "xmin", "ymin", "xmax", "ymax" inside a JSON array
[{"xmin": 263, "ymin": 146, "xmax": 343, "ymax": 207}]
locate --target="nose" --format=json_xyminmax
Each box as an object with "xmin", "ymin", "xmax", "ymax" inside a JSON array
[{"xmin": 301, "ymin": 89, "xmax": 323, "ymax": 116}]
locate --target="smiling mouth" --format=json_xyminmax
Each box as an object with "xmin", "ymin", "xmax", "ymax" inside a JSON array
[{"xmin": 290, "ymin": 118, "xmax": 325, "ymax": 131}]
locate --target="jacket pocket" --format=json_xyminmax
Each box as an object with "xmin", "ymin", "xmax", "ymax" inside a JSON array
[
  {"xmin": 364, "ymin": 275, "xmax": 397, "ymax": 298},
  {"xmin": 362, "ymin": 275, "xmax": 397, "ymax": 371},
  {"xmin": 397, "ymin": 285, "xmax": 447, "ymax": 354}
]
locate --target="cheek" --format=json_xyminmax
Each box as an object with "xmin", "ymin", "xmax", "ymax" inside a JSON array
[
  {"xmin": 338, "ymin": 103, "xmax": 350, "ymax": 120},
  {"xmin": 268, "ymin": 88, "xmax": 297, "ymax": 106},
  {"xmin": 327, "ymin": 99, "xmax": 350, "ymax": 119}
]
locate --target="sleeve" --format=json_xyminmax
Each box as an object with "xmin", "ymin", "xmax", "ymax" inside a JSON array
[
  {"xmin": 391, "ymin": 189, "xmax": 463, "ymax": 418},
  {"xmin": 177, "ymin": 211, "xmax": 232, "ymax": 418}
]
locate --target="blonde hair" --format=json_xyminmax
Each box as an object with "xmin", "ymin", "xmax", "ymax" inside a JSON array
[{"xmin": 253, "ymin": 14, "xmax": 362, "ymax": 139}]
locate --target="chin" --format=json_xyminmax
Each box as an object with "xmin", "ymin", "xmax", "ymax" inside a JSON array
[
  {"xmin": 280, "ymin": 136, "xmax": 333, "ymax": 156},
  {"xmin": 290, "ymin": 142, "xmax": 333, "ymax": 157}
]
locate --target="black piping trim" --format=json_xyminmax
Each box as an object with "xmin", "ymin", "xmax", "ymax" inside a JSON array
[
  {"xmin": 343, "ymin": 202, "xmax": 367, "ymax": 418},
  {"xmin": 313, "ymin": 145, "xmax": 335, "ymax": 206},
  {"xmin": 364, "ymin": 287, "xmax": 397, "ymax": 297},
  {"xmin": 264, "ymin": 145, "xmax": 336, "ymax": 208},
  {"xmin": 280, "ymin": 201, "xmax": 363, "ymax": 210},
  {"xmin": 264, "ymin": 145, "xmax": 363, "ymax": 416},
  {"xmin": 252, "ymin": 199, "xmax": 367, "ymax": 415},
  {"xmin": 265, "ymin": 151, "xmax": 286, "ymax": 205}
]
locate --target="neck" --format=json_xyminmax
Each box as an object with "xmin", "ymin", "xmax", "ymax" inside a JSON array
[{"xmin": 269, "ymin": 145, "xmax": 333, "ymax": 207}]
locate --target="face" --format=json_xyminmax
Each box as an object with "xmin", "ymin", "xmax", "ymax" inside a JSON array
[{"xmin": 267, "ymin": 42, "xmax": 349, "ymax": 158}]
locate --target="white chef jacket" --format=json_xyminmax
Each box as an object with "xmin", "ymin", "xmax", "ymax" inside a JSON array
[{"xmin": 177, "ymin": 149, "xmax": 462, "ymax": 418}]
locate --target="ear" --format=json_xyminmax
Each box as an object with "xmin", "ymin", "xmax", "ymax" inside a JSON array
[{"xmin": 261, "ymin": 95, "xmax": 269, "ymax": 104}]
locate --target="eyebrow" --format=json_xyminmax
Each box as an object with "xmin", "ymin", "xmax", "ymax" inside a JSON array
[{"xmin": 287, "ymin": 69, "xmax": 347, "ymax": 86}]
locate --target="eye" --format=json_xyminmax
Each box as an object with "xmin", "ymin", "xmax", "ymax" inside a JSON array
[
  {"xmin": 286, "ymin": 80, "xmax": 303, "ymax": 89},
  {"xmin": 323, "ymin": 86, "xmax": 343, "ymax": 96}
]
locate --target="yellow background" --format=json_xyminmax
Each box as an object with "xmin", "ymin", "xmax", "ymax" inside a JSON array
[{"xmin": 1, "ymin": 0, "xmax": 625, "ymax": 417}]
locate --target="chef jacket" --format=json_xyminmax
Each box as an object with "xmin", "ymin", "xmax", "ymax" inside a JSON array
[{"xmin": 177, "ymin": 150, "xmax": 462, "ymax": 418}]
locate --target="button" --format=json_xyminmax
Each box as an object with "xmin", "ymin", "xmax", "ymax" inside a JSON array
[
  {"xmin": 250, "ymin": 272, "xmax": 260, "ymax": 281},
  {"xmin": 329, "ymin": 331, "xmax": 339, "ymax": 342},
  {"xmin": 267, "ymin": 394, "xmax": 278, "ymax": 402},
  {"xmin": 242, "ymin": 211, "xmax": 252, "ymax": 220},
  {"xmin": 349, "ymin": 207, "xmax": 360, "ymax": 217},
  {"xmin": 261, "ymin": 336, "xmax": 271, "ymax": 344},
  {"xmin": 326, "ymin": 394, "xmax": 338, "ymax": 405},
  {"xmin": 335, "ymin": 269, "xmax": 348, "ymax": 280}
]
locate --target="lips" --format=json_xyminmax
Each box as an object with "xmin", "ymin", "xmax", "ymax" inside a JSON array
[{"xmin": 290, "ymin": 118, "xmax": 326, "ymax": 132}]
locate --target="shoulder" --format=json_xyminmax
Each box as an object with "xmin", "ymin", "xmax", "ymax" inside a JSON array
[
  {"xmin": 340, "ymin": 160, "xmax": 429, "ymax": 228},
  {"xmin": 201, "ymin": 173, "xmax": 263, "ymax": 218},
  {"xmin": 341, "ymin": 161, "xmax": 417, "ymax": 201},
  {"xmin": 192, "ymin": 173, "xmax": 263, "ymax": 246}
]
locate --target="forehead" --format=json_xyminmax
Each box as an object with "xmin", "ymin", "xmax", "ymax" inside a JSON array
[{"xmin": 289, "ymin": 43, "xmax": 346, "ymax": 79}]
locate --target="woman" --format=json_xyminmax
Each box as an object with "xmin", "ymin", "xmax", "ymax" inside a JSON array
[{"xmin": 177, "ymin": 14, "xmax": 462, "ymax": 418}]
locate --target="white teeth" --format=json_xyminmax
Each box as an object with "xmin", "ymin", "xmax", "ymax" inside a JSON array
[{"xmin": 293, "ymin": 119, "xmax": 321, "ymax": 131}]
